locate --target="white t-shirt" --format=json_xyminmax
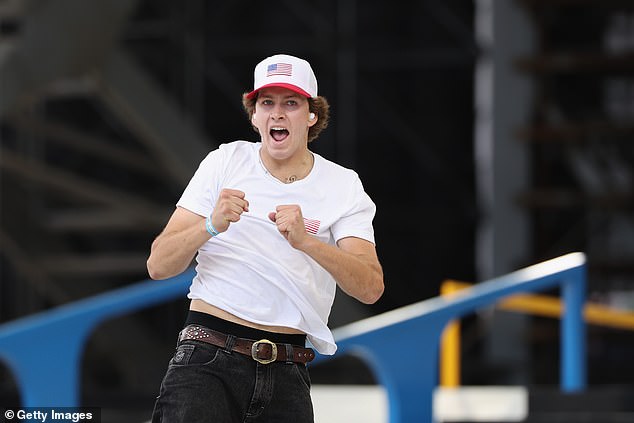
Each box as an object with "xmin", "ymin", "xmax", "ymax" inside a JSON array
[{"xmin": 177, "ymin": 141, "xmax": 376, "ymax": 354}]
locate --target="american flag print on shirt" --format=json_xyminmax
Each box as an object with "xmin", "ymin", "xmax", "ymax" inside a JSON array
[
  {"xmin": 304, "ymin": 218, "xmax": 321, "ymax": 234},
  {"xmin": 267, "ymin": 63, "xmax": 292, "ymax": 77}
]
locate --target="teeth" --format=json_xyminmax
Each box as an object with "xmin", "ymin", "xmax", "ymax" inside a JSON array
[{"xmin": 271, "ymin": 127, "xmax": 287, "ymax": 131}]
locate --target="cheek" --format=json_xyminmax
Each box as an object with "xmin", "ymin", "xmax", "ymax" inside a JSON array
[{"xmin": 251, "ymin": 113, "xmax": 262, "ymax": 128}]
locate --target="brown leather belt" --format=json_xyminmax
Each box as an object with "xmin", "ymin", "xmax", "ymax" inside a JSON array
[{"xmin": 179, "ymin": 324, "xmax": 315, "ymax": 364}]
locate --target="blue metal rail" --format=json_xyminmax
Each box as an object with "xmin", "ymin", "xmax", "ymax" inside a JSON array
[
  {"xmin": 0, "ymin": 253, "xmax": 587, "ymax": 422},
  {"xmin": 313, "ymin": 252, "xmax": 587, "ymax": 422}
]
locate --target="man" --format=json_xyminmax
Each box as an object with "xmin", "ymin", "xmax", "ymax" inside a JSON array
[{"xmin": 148, "ymin": 53, "xmax": 383, "ymax": 422}]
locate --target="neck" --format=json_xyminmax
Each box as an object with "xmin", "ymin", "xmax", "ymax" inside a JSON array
[{"xmin": 259, "ymin": 148, "xmax": 314, "ymax": 184}]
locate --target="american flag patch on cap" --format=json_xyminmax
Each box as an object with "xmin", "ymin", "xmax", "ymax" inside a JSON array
[
  {"xmin": 304, "ymin": 218, "xmax": 321, "ymax": 234},
  {"xmin": 267, "ymin": 63, "xmax": 292, "ymax": 77}
]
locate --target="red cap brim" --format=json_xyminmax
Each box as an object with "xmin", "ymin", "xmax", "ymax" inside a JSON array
[{"xmin": 246, "ymin": 83, "xmax": 312, "ymax": 99}]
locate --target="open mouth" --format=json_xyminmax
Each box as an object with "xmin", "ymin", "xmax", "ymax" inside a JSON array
[{"xmin": 270, "ymin": 127, "xmax": 289, "ymax": 142}]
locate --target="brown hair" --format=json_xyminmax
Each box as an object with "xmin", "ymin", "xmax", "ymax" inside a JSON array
[{"xmin": 242, "ymin": 93, "xmax": 330, "ymax": 143}]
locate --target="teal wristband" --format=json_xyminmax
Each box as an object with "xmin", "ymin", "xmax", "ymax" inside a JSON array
[{"xmin": 205, "ymin": 216, "xmax": 220, "ymax": 237}]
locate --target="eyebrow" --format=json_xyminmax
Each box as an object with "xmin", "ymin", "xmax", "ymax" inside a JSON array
[{"xmin": 259, "ymin": 93, "xmax": 302, "ymax": 100}]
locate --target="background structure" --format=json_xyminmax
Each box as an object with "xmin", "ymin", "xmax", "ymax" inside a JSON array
[{"xmin": 1, "ymin": 0, "xmax": 634, "ymax": 419}]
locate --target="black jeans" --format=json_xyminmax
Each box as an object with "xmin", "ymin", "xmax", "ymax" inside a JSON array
[{"xmin": 151, "ymin": 339, "xmax": 314, "ymax": 423}]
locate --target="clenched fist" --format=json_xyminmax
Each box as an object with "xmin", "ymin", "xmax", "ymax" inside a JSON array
[
  {"xmin": 268, "ymin": 205, "xmax": 309, "ymax": 249},
  {"xmin": 211, "ymin": 189, "xmax": 249, "ymax": 233}
]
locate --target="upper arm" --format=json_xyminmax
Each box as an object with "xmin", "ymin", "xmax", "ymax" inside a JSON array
[
  {"xmin": 156, "ymin": 206, "xmax": 206, "ymax": 240},
  {"xmin": 335, "ymin": 236, "xmax": 384, "ymax": 303},
  {"xmin": 147, "ymin": 207, "xmax": 207, "ymax": 279},
  {"xmin": 336, "ymin": 236, "xmax": 381, "ymax": 270}
]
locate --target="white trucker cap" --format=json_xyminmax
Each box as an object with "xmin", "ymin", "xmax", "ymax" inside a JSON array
[{"xmin": 246, "ymin": 54, "xmax": 318, "ymax": 99}]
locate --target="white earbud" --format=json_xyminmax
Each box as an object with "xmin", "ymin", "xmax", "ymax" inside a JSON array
[{"xmin": 309, "ymin": 113, "xmax": 316, "ymax": 120}]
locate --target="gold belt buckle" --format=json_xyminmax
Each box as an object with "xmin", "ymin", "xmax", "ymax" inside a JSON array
[{"xmin": 251, "ymin": 339, "xmax": 277, "ymax": 364}]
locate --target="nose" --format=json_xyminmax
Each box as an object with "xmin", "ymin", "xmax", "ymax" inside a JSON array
[{"xmin": 270, "ymin": 104, "xmax": 285, "ymax": 120}]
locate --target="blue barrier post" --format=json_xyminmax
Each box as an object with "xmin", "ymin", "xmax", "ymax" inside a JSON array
[
  {"xmin": 0, "ymin": 269, "xmax": 194, "ymax": 406},
  {"xmin": 0, "ymin": 316, "xmax": 93, "ymax": 406},
  {"xmin": 332, "ymin": 318, "xmax": 447, "ymax": 422},
  {"xmin": 561, "ymin": 264, "xmax": 587, "ymax": 391}
]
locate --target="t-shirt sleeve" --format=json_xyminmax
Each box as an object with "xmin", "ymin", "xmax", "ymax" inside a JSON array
[
  {"xmin": 330, "ymin": 175, "xmax": 376, "ymax": 244},
  {"xmin": 176, "ymin": 147, "xmax": 226, "ymax": 217}
]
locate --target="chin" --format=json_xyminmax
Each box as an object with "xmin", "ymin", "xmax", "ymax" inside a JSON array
[{"xmin": 262, "ymin": 141, "xmax": 289, "ymax": 157}]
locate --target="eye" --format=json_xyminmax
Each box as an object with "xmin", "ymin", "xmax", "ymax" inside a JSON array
[
  {"xmin": 286, "ymin": 100, "xmax": 298, "ymax": 106},
  {"xmin": 260, "ymin": 99, "xmax": 273, "ymax": 106}
]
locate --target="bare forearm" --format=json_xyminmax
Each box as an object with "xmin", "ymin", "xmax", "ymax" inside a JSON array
[
  {"xmin": 148, "ymin": 194, "xmax": 249, "ymax": 280},
  {"xmin": 297, "ymin": 237, "xmax": 384, "ymax": 304},
  {"xmin": 269, "ymin": 205, "xmax": 383, "ymax": 303}
]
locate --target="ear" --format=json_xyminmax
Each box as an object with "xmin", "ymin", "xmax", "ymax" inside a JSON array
[{"xmin": 308, "ymin": 112, "xmax": 317, "ymax": 127}]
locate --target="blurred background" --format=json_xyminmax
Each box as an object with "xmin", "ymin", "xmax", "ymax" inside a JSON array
[{"xmin": 1, "ymin": 0, "xmax": 634, "ymax": 421}]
